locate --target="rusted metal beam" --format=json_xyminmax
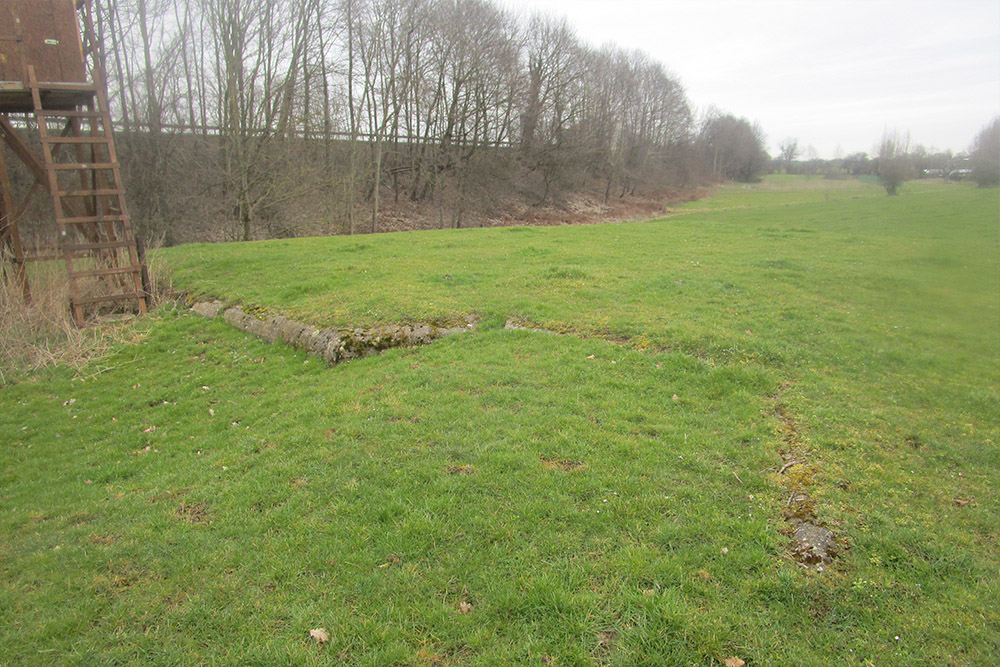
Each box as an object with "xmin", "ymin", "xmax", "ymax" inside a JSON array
[
  {"xmin": 0, "ymin": 115, "xmax": 48, "ymax": 186},
  {"xmin": 0, "ymin": 132, "xmax": 29, "ymax": 301},
  {"xmin": 0, "ymin": 114, "xmax": 86, "ymax": 221}
]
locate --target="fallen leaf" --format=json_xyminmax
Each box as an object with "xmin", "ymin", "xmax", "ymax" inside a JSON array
[
  {"xmin": 457, "ymin": 602, "xmax": 473, "ymax": 614},
  {"xmin": 309, "ymin": 628, "xmax": 329, "ymax": 644},
  {"xmin": 724, "ymin": 658, "xmax": 745, "ymax": 667},
  {"xmin": 954, "ymin": 498, "xmax": 971, "ymax": 506}
]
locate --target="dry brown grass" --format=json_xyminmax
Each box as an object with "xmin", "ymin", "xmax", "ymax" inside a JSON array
[{"xmin": 0, "ymin": 252, "xmax": 170, "ymax": 385}]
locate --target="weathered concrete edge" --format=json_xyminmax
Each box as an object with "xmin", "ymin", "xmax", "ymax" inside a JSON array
[
  {"xmin": 189, "ymin": 300, "xmax": 475, "ymax": 365},
  {"xmin": 503, "ymin": 318, "xmax": 557, "ymax": 334}
]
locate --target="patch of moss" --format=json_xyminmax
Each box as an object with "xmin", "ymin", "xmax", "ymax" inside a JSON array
[{"xmin": 243, "ymin": 304, "xmax": 269, "ymax": 321}]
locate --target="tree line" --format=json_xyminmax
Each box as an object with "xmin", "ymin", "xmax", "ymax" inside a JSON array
[
  {"xmin": 73, "ymin": 0, "xmax": 769, "ymax": 244},
  {"xmin": 771, "ymin": 117, "xmax": 999, "ymax": 196}
]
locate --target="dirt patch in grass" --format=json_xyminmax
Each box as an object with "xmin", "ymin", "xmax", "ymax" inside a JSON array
[
  {"xmin": 94, "ymin": 561, "xmax": 155, "ymax": 596},
  {"xmin": 541, "ymin": 457, "xmax": 586, "ymax": 472},
  {"xmin": 147, "ymin": 488, "xmax": 187, "ymax": 504},
  {"xmin": 174, "ymin": 501, "xmax": 211, "ymax": 524},
  {"xmin": 592, "ymin": 629, "xmax": 617, "ymax": 664}
]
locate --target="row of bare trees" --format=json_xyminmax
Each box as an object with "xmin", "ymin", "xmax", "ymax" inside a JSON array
[
  {"xmin": 874, "ymin": 119, "xmax": 1000, "ymax": 194},
  {"xmin": 699, "ymin": 109, "xmax": 769, "ymax": 183},
  {"xmin": 89, "ymin": 0, "xmax": 753, "ymax": 243}
]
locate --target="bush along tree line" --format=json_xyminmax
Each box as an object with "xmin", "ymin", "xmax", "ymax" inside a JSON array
[
  {"xmin": 4, "ymin": 0, "xmax": 770, "ymax": 246},
  {"xmin": 771, "ymin": 118, "xmax": 1000, "ymax": 194},
  {"xmin": 872, "ymin": 120, "xmax": 999, "ymax": 195}
]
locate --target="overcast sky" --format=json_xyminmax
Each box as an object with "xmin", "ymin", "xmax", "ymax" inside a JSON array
[{"xmin": 500, "ymin": 0, "xmax": 1000, "ymax": 159}]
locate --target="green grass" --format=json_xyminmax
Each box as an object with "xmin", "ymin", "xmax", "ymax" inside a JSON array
[
  {"xmin": 674, "ymin": 173, "xmax": 953, "ymax": 211},
  {"xmin": 2, "ymin": 176, "xmax": 998, "ymax": 664}
]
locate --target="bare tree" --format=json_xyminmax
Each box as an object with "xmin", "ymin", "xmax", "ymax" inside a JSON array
[
  {"xmin": 970, "ymin": 117, "xmax": 1000, "ymax": 187},
  {"xmin": 699, "ymin": 109, "xmax": 768, "ymax": 183},
  {"xmin": 518, "ymin": 15, "xmax": 585, "ymax": 204},
  {"xmin": 80, "ymin": 0, "xmax": 706, "ymax": 244},
  {"xmin": 875, "ymin": 129, "xmax": 911, "ymax": 195},
  {"xmin": 779, "ymin": 138, "xmax": 799, "ymax": 174}
]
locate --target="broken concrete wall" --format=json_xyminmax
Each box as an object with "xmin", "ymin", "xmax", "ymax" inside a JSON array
[{"xmin": 190, "ymin": 300, "xmax": 474, "ymax": 365}]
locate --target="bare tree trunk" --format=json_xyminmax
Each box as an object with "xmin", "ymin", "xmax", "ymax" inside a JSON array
[
  {"xmin": 346, "ymin": 0, "xmax": 357, "ymax": 235},
  {"xmin": 175, "ymin": 0, "xmax": 198, "ymax": 131}
]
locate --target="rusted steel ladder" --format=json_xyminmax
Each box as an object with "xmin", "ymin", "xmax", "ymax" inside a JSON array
[{"xmin": 28, "ymin": 65, "xmax": 147, "ymax": 325}]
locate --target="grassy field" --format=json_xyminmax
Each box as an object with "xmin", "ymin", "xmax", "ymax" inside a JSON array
[{"xmin": 2, "ymin": 176, "xmax": 998, "ymax": 665}]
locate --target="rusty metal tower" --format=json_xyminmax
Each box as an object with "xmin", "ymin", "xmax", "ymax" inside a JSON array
[{"xmin": 0, "ymin": 0, "xmax": 148, "ymax": 325}]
